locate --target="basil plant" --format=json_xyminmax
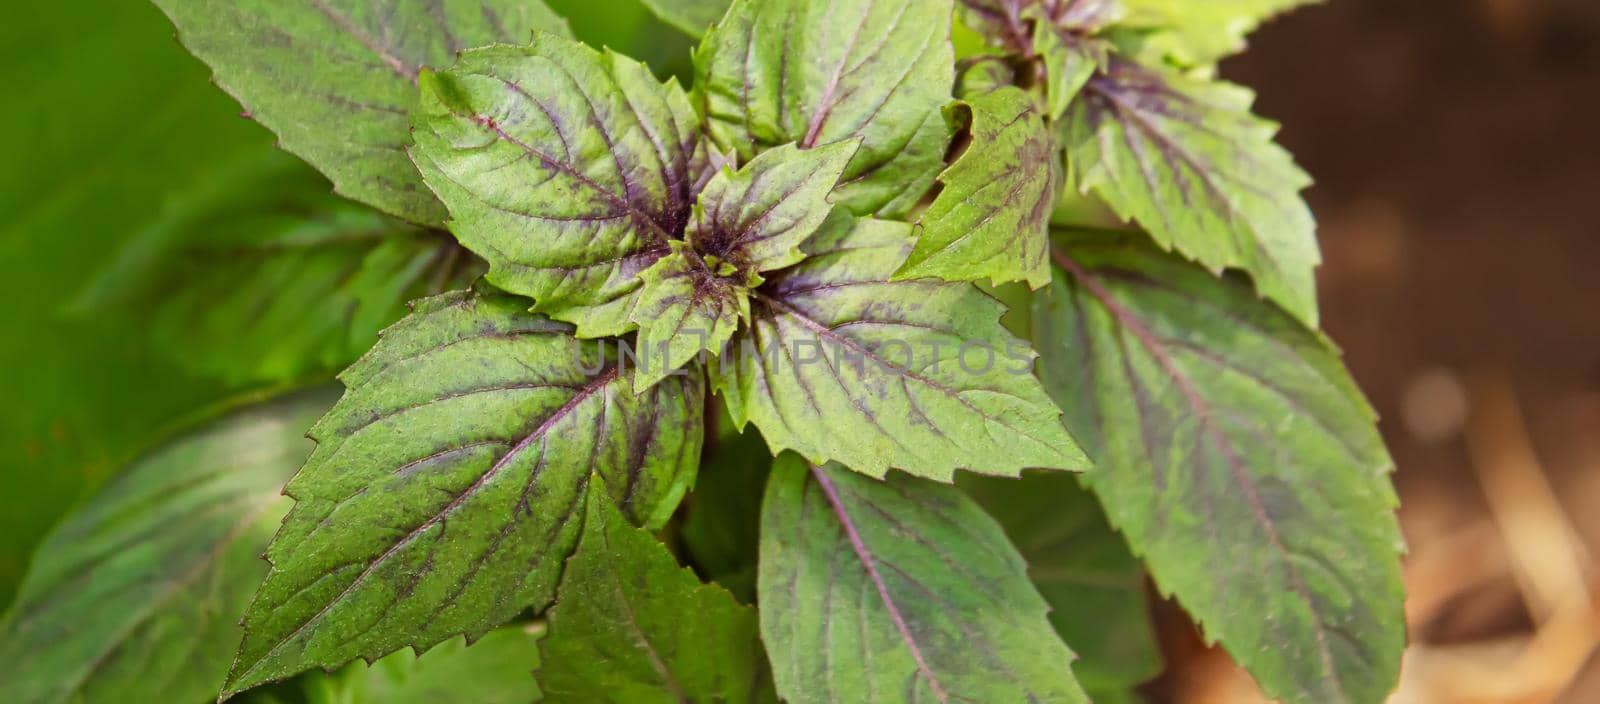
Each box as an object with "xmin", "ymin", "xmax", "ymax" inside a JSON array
[{"xmin": 0, "ymin": 1, "xmax": 1402, "ymax": 703}]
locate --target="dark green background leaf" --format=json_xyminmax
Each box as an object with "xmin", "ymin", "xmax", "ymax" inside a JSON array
[
  {"xmin": 151, "ymin": 0, "xmax": 570, "ymax": 225},
  {"xmin": 960, "ymin": 471, "xmax": 1163, "ymax": 698},
  {"xmin": 306, "ymin": 625, "xmax": 546, "ymax": 704},
  {"xmin": 0, "ymin": 0, "xmax": 271, "ymax": 608},
  {"xmin": 638, "ymin": 0, "xmax": 732, "ymax": 37},
  {"xmin": 537, "ymin": 482, "xmax": 769, "ymax": 702},
  {"xmin": 759, "ymin": 457, "xmax": 1088, "ymax": 703},
  {"xmin": 1037, "ymin": 232, "xmax": 1403, "ymax": 703},
  {"xmin": 75, "ymin": 151, "xmax": 470, "ymax": 387},
  {"xmin": 680, "ymin": 404, "xmax": 773, "ymax": 604},
  {"xmin": 0, "ymin": 390, "xmax": 334, "ymax": 704},
  {"xmin": 0, "ymin": 0, "xmax": 722, "ymax": 616}
]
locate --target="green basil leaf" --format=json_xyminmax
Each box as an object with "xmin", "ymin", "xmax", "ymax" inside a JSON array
[
  {"xmin": 960, "ymin": 471, "xmax": 1163, "ymax": 697},
  {"xmin": 630, "ymin": 242, "xmax": 749, "ymax": 392},
  {"xmin": 223, "ymin": 290, "xmax": 704, "ymax": 695},
  {"xmin": 695, "ymin": 0, "xmax": 955, "ymax": 217},
  {"xmin": 151, "ymin": 0, "xmax": 569, "ymax": 226},
  {"xmin": 1038, "ymin": 232, "xmax": 1403, "ymax": 704},
  {"xmin": 629, "ymin": 140, "xmax": 856, "ymax": 391},
  {"xmin": 638, "ymin": 0, "xmax": 732, "ymax": 38},
  {"xmin": 714, "ymin": 214, "xmax": 1087, "ymax": 481},
  {"xmin": 759, "ymin": 456, "xmax": 1089, "ymax": 703},
  {"xmin": 411, "ymin": 36, "xmax": 705, "ymax": 338},
  {"xmin": 1061, "ymin": 60, "xmax": 1321, "ymax": 326},
  {"xmin": 1031, "ymin": 10, "xmax": 1112, "ymax": 118},
  {"xmin": 306, "ymin": 626, "xmax": 545, "ymax": 704},
  {"xmin": 688, "ymin": 141, "xmax": 857, "ymax": 278},
  {"xmin": 0, "ymin": 390, "xmax": 334, "ymax": 704},
  {"xmin": 537, "ymin": 480, "xmax": 769, "ymax": 702},
  {"xmin": 899, "ymin": 86, "xmax": 1059, "ymax": 289},
  {"xmin": 1114, "ymin": 0, "xmax": 1320, "ymax": 67},
  {"xmin": 954, "ymin": 1, "xmax": 1114, "ymax": 116}
]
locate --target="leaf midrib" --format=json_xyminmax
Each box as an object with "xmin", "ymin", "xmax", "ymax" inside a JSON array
[
  {"xmin": 598, "ymin": 516, "xmax": 691, "ymax": 703},
  {"xmin": 809, "ymin": 466, "xmax": 948, "ymax": 703},
  {"xmin": 1080, "ymin": 72, "xmax": 1294, "ymax": 284},
  {"xmin": 307, "ymin": 0, "xmax": 418, "ymax": 82},
  {"xmin": 440, "ymin": 78, "xmax": 679, "ymax": 245},
  {"xmin": 229, "ymin": 366, "xmax": 622, "ymax": 688},
  {"xmin": 1049, "ymin": 245, "xmax": 1347, "ymax": 701}
]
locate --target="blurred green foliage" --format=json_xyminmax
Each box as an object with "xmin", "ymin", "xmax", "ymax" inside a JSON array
[
  {"xmin": 0, "ymin": 2, "xmax": 267, "ymax": 607},
  {"xmin": 0, "ymin": 0, "xmax": 683, "ymax": 609}
]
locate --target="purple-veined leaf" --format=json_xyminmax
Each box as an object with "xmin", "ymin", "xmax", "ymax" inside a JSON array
[
  {"xmin": 630, "ymin": 242, "xmax": 750, "ymax": 393},
  {"xmin": 758, "ymin": 456, "xmax": 1089, "ymax": 703},
  {"xmin": 1062, "ymin": 59, "xmax": 1321, "ymax": 326},
  {"xmin": 1038, "ymin": 231, "xmax": 1403, "ymax": 704},
  {"xmin": 955, "ymin": 0, "xmax": 1117, "ymax": 116},
  {"xmin": 630, "ymin": 141, "xmax": 856, "ymax": 392},
  {"xmin": 410, "ymin": 35, "xmax": 705, "ymax": 338},
  {"xmin": 151, "ymin": 0, "xmax": 569, "ymax": 226},
  {"xmin": 898, "ymin": 86, "xmax": 1059, "ymax": 289},
  {"xmin": 957, "ymin": 0, "xmax": 1119, "ymax": 54},
  {"xmin": 1030, "ymin": 4, "xmax": 1115, "ymax": 118},
  {"xmin": 222, "ymin": 290, "xmax": 704, "ymax": 695},
  {"xmin": 713, "ymin": 213, "xmax": 1087, "ymax": 481},
  {"xmin": 687, "ymin": 141, "xmax": 857, "ymax": 277},
  {"xmin": 536, "ymin": 479, "xmax": 772, "ymax": 702},
  {"xmin": 694, "ymin": 0, "xmax": 955, "ymax": 217}
]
